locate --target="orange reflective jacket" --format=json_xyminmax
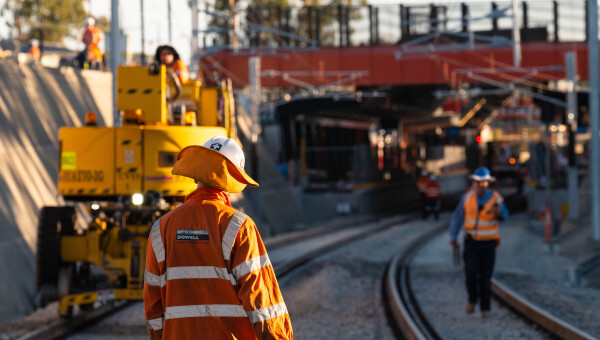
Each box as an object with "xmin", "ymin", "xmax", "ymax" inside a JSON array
[
  {"xmin": 462, "ymin": 189, "xmax": 503, "ymax": 241},
  {"xmin": 424, "ymin": 181, "xmax": 441, "ymax": 200},
  {"xmin": 166, "ymin": 59, "xmax": 189, "ymax": 85},
  {"xmin": 82, "ymin": 27, "xmax": 103, "ymax": 62},
  {"xmin": 144, "ymin": 187, "xmax": 293, "ymax": 339},
  {"xmin": 29, "ymin": 46, "xmax": 40, "ymax": 60},
  {"xmin": 417, "ymin": 177, "xmax": 429, "ymax": 192}
]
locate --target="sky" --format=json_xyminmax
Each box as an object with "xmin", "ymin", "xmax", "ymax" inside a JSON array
[
  {"xmin": 0, "ymin": 0, "xmax": 195, "ymax": 65},
  {"xmin": 0, "ymin": 0, "xmax": 591, "ymax": 65},
  {"xmin": 87, "ymin": 0, "xmax": 194, "ymax": 65}
]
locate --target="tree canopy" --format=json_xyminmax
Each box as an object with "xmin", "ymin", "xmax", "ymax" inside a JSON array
[
  {"xmin": 208, "ymin": 0, "xmax": 366, "ymax": 47},
  {"xmin": 1, "ymin": 0, "xmax": 87, "ymax": 44}
]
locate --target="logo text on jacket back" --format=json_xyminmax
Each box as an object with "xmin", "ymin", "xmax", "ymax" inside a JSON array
[{"xmin": 176, "ymin": 229, "xmax": 209, "ymax": 242}]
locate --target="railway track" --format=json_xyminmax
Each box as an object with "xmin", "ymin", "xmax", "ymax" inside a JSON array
[
  {"xmin": 385, "ymin": 224, "xmax": 596, "ymax": 340},
  {"xmin": 16, "ymin": 213, "xmax": 414, "ymax": 340},
  {"xmin": 18, "ymin": 199, "xmax": 593, "ymax": 340}
]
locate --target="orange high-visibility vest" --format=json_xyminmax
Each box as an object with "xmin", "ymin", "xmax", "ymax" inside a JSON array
[
  {"xmin": 463, "ymin": 189, "xmax": 503, "ymax": 241},
  {"xmin": 144, "ymin": 188, "xmax": 293, "ymax": 339},
  {"xmin": 166, "ymin": 59, "xmax": 189, "ymax": 85},
  {"xmin": 417, "ymin": 177, "xmax": 429, "ymax": 192},
  {"xmin": 82, "ymin": 27, "xmax": 103, "ymax": 62},
  {"xmin": 424, "ymin": 181, "xmax": 442, "ymax": 200},
  {"xmin": 29, "ymin": 46, "xmax": 40, "ymax": 60}
]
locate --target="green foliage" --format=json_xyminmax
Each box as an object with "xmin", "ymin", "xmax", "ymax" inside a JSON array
[
  {"xmin": 208, "ymin": 0, "xmax": 237, "ymax": 45},
  {"xmin": 2, "ymin": 0, "xmax": 87, "ymax": 44},
  {"xmin": 208, "ymin": 0, "xmax": 366, "ymax": 47}
]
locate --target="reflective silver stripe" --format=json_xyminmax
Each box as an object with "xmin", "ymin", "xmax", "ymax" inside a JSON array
[
  {"xmin": 475, "ymin": 220, "xmax": 499, "ymax": 227},
  {"xmin": 151, "ymin": 218, "xmax": 165, "ymax": 263},
  {"xmin": 464, "ymin": 190, "xmax": 473, "ymax": 203},
  {"xmin": 166, "ymin": 266, "xmax": 236, "ymax": 285},
  {"xmin": 165, "ymin": 304, "xmax": 247, "ymax": 320},
  {"xmin": 465, "ymin": 228, "xmax": 498, "ymax": 236},
  {"xmin": 222, "ymin": 211, "xmax": 248, "ymax": 261},
  {"xmin": 144, "ymin": 269, "xmax": 166, "ymax": 287},
  {"xmin": 248, "ymin": 302, "xmax": 288, "ymax": 323},
  {"xmin": 146, "ymin": 316, "xmax": 164, "ymax": 330},
  {"xmin": 465, "ymin": 218, "xmax": 477, "ymax": 225},
  {"xmin": 232, "ymin": 254, "xmax": 271, "ymax": 281}
]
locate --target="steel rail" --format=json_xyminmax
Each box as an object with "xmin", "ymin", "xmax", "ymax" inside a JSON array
[
  {"xmin": 491, "ymin": 279, "xmax": 596, "ymax": 340},
  {"xmin": 274, "ymin": 214, "xmax": 415, "ymax": 277},
  {"xmin": 19, "ymin": 213, "xmax": 415, "ymax": 340},
  {"xmin": 385, "ymin": 223, "xmax": 447, "ymax": 340},
  {"xmin": 386, "ymin": 224, "xmax": 597, "ymax": 340},
  {"xmin": 16, "ymin": 301, "xmax": 129, "ymax": 340}
]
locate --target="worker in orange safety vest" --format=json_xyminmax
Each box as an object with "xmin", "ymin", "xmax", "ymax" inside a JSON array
[
  {"xmin": 417, "ymin": 170, "xmax": 430, "ymax": 219},
  {"xmin": 28, "ymin": 39, "xmax": 40, "ymax": 61},
  {"xmin": 449, "ymin": 167, "xmax": 508, "ymax": 318},
  {"xmin": 155, "ymin": 45, "xmax": 189, "ymax": 85},
  {"xmin": 423, "ymin": 174, "xmax": 442, "ymax": 220},
  {"xmin": 77, "ymin": 17, "xmax": 104, "ymax": 69},
  {"xmin": 143, "ymin": 136, "xmax": 293, "ymax": 339}
]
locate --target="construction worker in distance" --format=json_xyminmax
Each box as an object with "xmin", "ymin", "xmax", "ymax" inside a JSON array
[
  {"xmin": 423, "ymin": 174, "xmax": 442, "ymax": 220},
  {"xmin": 77, "ymin": 17, "xmax": 104, "ymax": 69},
  {"xmin": 417, "ymin": 170, "xmax": 430, "ymax": 219},
  {"xmin": 143, "ymin": 136, "xmax": 293, "ymax": 339},
  {"xmin": 28, "ymin": 39, "xmax": 41, "ymax": 62},
  {"xmin": 449, "ymin": 167, "xmax": 508, "ymax": 318},
  {"xmin": 155, "ymin": 45, "xmax": 189, "ymax": 84}
]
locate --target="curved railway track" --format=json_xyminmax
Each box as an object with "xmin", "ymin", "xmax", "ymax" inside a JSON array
[
  {"xmin": 385, "ymin": 225, "xmax": 596, "ymax": 340},
  {"xmin": 17, "ymin": 213, "xmax": 415, "ymax": 340}
]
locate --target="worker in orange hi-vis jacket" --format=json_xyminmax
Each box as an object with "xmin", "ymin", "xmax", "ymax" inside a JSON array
[
  {"xmin": 143, "ymin": 136, "xmax": 293, "ymax": 340},
  {"xmin": 423, "ymin": 174, "xmax": 442, "ymax": 220},
  {"xmin": 155, "ymin": 45, "xmax": 190, "ymax": 85},
  {"xmin": 77, "ymin": 17, "xmax": 104, "ymax": 68},
  {"xmin": 417, "ymin": 170, "xmax": 430, "ymax": 219},
  {"xmin": 28, "ymin": 39, "xmax": 40, "ymax": 61}
]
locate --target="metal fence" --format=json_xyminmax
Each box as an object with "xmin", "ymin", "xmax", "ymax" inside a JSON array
[{"xmin": 202, "ymin": 0, "xmax": 593, "ymax": 49}]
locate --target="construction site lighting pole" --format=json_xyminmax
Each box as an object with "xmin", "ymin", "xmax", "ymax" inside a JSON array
[
  {"xmin": 230, "ymin": 0, "xmax": 238, "ymax": 48},
  {"xmin": 249, "ymin": 57, "xmax": 261, "ymax": 179},
  {"xmin": 589, "ymin": 0, "xmax": 600, "ymax": 241},
  {"xmin": 249, "ymin": 57, "xmax": 261, "ymax": 218},
  {"xmin": 512, "ymin": 0, "xmax": 521, "ymax": 67},
  {"xmin": 566, "ymin": 52, "xmax": 579, "ymax": 221},
  {"xmin": 168, "ymin": 0, "xmax": 173, "ymax": 42},
  {"xmin": 37, "ymin": 0, "xmax": 43, "ymax": 58},
  {"xmin": 140, "ymin": 0, "xmax": 146, "ymax": 65},
  {"xmin": 111, "ymin": 0, "xmax": 121, "ymax": 127},
  {"xmin": 191, "ymin": 0, "xmax": 198, "ymax": 75}
]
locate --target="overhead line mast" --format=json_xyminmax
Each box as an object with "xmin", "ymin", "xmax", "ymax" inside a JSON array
[
  {"xmin": 111, "ymin": 0, "xmax": 120, "ymax": 127},
  {"xmin": 589, "ymin": 0, "xmax": 600, "ymax": 241}
]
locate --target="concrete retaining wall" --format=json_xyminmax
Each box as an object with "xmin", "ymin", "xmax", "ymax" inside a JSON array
[{"xmin": 0, "ymin": 60, "xmax": 110, "ymax": 323}]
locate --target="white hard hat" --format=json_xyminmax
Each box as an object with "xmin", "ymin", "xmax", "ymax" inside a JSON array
[
  {"xmin": 30, "ymin": 39, "xmax": 38, "ymax": 46},
  {"xmin": 172, "ymin": 136, "xmax": 258, "ymax": 193},
  {"xmin": 202, "ymin": 136, "xmax": 246, "ymax": 170},
  {"xmin": 84, "ymin": 17, "xmax": 95, "ymax": 26},
  {"xmin": 429, "ymin": 174, "xmax": 437, "ymax": 181},
  {"xmin": 421, "ymin": 170, "xmax": 429, "ymax": 177}
]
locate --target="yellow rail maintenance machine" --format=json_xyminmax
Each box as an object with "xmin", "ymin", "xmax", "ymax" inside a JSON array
[{"xmin": 36, "ymin": 65, "xmax": 236, "ymax": 317}]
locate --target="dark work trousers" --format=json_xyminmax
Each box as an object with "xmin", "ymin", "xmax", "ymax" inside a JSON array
[
  {"xmin": 423, "ymin": 198, "xmax": 441, "ymax": 220},
  {"xmin": 463, "ymin": 236, "xmax": 497, "ymax": 311}
]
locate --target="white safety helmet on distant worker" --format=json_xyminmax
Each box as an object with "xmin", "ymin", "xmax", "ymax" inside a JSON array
[
  {"xmin": 84, "ymin": 17, "xmax": 95, "ymax": 26},
  {"xmin": 172, "ymin": 136, "xmax": 259, "ymax": 193}
]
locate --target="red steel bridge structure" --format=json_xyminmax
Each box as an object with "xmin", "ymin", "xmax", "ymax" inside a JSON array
[{"xmin": 198, "ymin": 1, "xmax": 595, "ymax": 89}]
